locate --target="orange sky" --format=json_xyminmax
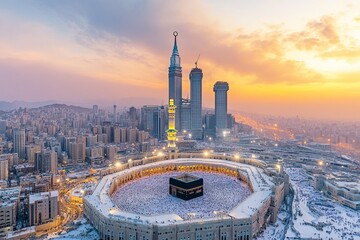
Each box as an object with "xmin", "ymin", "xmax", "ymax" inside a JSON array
[{"xmin": 0, "ymin": 1, "xmax": 359, "ymax": 121}]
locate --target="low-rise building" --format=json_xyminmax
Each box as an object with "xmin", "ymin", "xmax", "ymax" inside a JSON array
[
  {"xmin": 0, "ymin": 187, "xmax": 21, "ymax": 236},
  {"xmin": 28, "ymin": 190, "xmax": 59, "ymax": 226}
]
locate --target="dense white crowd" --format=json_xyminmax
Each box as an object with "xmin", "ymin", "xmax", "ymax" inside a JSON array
[
  {"xmin": 287, "ymin": 168, "xmax": 360, "ymax": 240},
  {"xmin": 112, "ymin": 171, "xmax": 252, "ymax": 219}
]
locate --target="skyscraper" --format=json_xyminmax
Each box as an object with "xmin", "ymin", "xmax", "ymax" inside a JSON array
[
  {"xmin": 69, "ymin": 142, "xmax": 85, "ymax": 163},
  {"xmin": 168, "ymin": 31, "xmax": 182, "ymax": 130},
  {"xmin": 13, "ymin": 129, "xmax": 26, "ymax": 159},
  {"xmin": 92, "ymin": 105, "xmax": 99, "ymax": 115},
  {"xmin": 113, "ymin": 104, "xmax": 117, "ymax": 123},
  {"xmin": 35, "ymin": 149, "xmax": 57, "ymax": 174},
  {"xmin": 0, "ymin": 120, "xmax": 6, "ymax": 134},
  {"xmin": 141, "ymin": 105, "xmax": 166, "ymax": 140},
  {"xmin": 213, "ymin": 81, "xmax": 229, "ymax": 137},
  {"xmin": 190, "ymin": 66, "xmax": 203, "ymax": 140},
  {"xmin": 180, "ymin": 100, "xmax": 191, "ymax": 132},
  {"xmin": 0, "ymin": 158, "xmax": 8, "ymax": 180}
]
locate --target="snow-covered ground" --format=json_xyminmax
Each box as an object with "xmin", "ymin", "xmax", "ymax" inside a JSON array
[
  {"xmin": 257, "ymin": 167, "xmax": 360, "ymax": 240},
  {"xmin": 286, "ymin": 168, "xmax": 360, "ymax": 240},
  {"xmin": 256, "ymin": 202, "xmax": 289, "ymax": 240},
  {"xmin": 112, "ymin": 171, "xmax": 252, "ymax": 219},
  {"xmin": 47, "ymin": 218, "xmax": 99, "ymax": 240},
  {"xmin": 71, "ymin": 182, "xmax": 96, "ymax": 197}
]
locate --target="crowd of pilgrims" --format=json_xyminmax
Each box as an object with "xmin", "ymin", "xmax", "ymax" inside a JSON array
[{"xmin": 112, "ymin": 171, "xmax": 252, "ymax": 219}]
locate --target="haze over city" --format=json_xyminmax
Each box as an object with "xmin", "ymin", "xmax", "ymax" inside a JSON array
[
  {"xmin": 1, "ymin": 1, "xmax": 360, "ymax": 240},
  {"xmin": 1, "ymin": 0, "xmax": 360, "ymax": 121}
]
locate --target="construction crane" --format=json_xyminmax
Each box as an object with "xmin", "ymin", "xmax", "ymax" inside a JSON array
[{"xmin": 195, "ymin": 54, "xmax": 200, "ymax": 68}]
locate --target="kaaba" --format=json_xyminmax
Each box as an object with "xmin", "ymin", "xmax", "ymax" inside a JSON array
[{"xmin": 169, "ymin": 174, "xmax": 203, "ymax": 200}]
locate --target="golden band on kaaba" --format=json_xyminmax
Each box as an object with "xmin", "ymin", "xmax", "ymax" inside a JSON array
[{"xmin": 169, "ymin": 174, "xmax": 203, "ymax": 200}]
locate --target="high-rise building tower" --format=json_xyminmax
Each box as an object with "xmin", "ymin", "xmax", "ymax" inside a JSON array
[
  {"xmin": 190, "ymin": 66, "xmax": 203, "ymax": 140},
  {"xmin": 140, "ymin": 105, "xmax": 166, "ymax": 140},
  {"xmin": 35, "ymin": 149, "xmax": 58, "ymax": 174},
  {"xmin": 180, "ymin": 99, "xmax": 191, "ymax": 132},
  {"xmin": 0, "ymin": 158, "xmax": 8, "ymax": 180},
  {"xmin": 92, "ymin": 105, "xmax": 99, "ymax": 115},
  {"xmin": 213, "ymin": 82, "xmax": 229, "ymax": 137},
  {"xmin": 113, "ymin": 105, "xmax": 117, "ymax": 123},
  {"xmin": 168, "ymin": 31, "xmax": 182, "ymax": 130},
  {"xmin": 167, "ymin": 99, "xmax": 177, "ymax": 151},
  {"xmin": 0, "ymin": 120, "xmax": 6, "ymax": 134},
  {"xmin": 13, "ymin": 129, "xmax": 26, "ymax": 159}
]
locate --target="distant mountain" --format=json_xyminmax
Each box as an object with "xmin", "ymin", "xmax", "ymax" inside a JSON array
[
  {"xmin": 0, "ymin": 100, "xmax": 58, "ymax": 111},
  {"xmin": 36, "ymin": 103, "xmax": 91, "ymax": 112}
]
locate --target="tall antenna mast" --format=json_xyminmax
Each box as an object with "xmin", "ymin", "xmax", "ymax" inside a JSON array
[{"xmin": 195, "ymin": 54, "xmax": 200, "ymax": 68}]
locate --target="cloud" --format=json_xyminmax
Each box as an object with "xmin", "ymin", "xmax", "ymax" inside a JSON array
[
  {"xmin": 287, "ymin": 16, "xmax": 339, "ymax": 51},
  {"xmin": 320, "ymin": 48, "xmax": 360, "ymax": 62},
  {"xmin": 0, "ymin": 1, "xmax": 359, "ymax": 91},
  {"xmin": 14, "ymin": 0, "xmax": 322, "ymax": 85},
  {"xmin": 0, "ymin": 58, "xmax": 164, "ymax": 104},
  {"xmin": 6, "ymin": 0, "xmax": 349, "ymax": 87}
]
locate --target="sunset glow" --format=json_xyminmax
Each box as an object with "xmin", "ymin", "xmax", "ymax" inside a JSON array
[{"xmin": 0, "ymin": 0, "xmax": 360, "ymax": 120}]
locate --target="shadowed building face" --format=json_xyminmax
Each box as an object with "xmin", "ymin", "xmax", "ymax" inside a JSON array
[{"xmin": 213, "ymin": 81, "xmax": 229, "ymax": 137}]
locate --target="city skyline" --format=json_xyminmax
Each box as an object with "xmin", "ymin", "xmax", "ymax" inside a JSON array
[{"xmin": 1, "ymin": 1, "xmax": 360, "ymax": 121}]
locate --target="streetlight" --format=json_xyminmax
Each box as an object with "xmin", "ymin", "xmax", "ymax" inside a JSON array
[
  {"xmin": 203, "ymin": 151, "xmax": 209, "ymax": 157},
  {"xmin": 234, "ymin": 154, "xmax": 240, "ymax": 160},
  {"xmin": 213, "ymin": 210, "xmax": 225, "ymax": 219},
  {"xmin": 115, "ymin": 161, "xmax": 121, "ymax": 167},
  {"xmin": 276, "ymin": 164, "xmax": 281, "ymax": 173},
  {"xmin": 127, "ymin": 159, "xmax": 132, "ymax": 169}
]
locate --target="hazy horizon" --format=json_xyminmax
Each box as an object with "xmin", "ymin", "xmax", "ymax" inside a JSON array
[{"xmin": 1, "ymin": 1, "xmax": 360, "ymax": 121}]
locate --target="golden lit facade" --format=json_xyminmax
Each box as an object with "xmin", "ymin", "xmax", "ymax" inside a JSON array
[{"xmin": 167, "ymin": 98, "xmax": 177, "ymax": 151}]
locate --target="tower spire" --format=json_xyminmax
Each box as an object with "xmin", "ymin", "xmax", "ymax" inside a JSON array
[
  {"xmin": 170, "ymin": 31, "xmax": 181, "ymax": 67},
  {"xmin": 173, "ymin": 31, "xmax": 178, "ymax": 54}
]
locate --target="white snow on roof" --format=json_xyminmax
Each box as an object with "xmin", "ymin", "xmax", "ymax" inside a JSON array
[
  {"xmin": 229, "ymin": 190, "xmax": 272, "ymax": 218},
  {"xmin": 29, "ymin": 190, "xmax": 58, "ymax": 204}
]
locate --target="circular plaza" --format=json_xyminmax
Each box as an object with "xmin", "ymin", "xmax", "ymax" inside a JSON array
[
  {"xmin": 84, "ymin": 153, "xmax": 286, "ymax": 240},
  {"xmin": 112, "ymin": 171, "xmax": 252, "ymax": 219}
]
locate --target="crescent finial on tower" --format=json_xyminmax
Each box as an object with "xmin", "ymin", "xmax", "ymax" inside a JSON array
[{"xmin": 172, "ymin": 31, "xmax": 179, "ymax": 54}]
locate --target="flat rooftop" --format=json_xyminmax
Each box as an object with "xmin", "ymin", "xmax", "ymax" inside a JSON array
[
  {"xmin": 172, "ymin": 174, "xmax": 200, "ymax": 183},
  {"xmin": 336, "ymin": 181, "xmax": 360, "ymax": 192},
  {"xmin": 29, "ymin": 190, "xmax": 59, "ymax": 204},
  {"xmin": 0, "ymin": 187, "xmax": 21, "ymax": 207}
]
